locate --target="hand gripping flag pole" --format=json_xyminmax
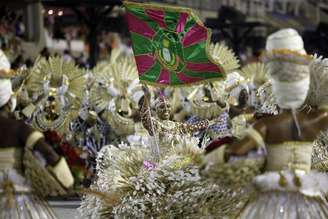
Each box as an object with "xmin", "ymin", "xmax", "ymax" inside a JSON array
[{"xmin": 142, "ymin": 85, "xmax": 161, "ymax": 161}]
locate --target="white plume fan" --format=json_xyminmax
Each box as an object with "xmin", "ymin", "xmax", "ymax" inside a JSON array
[{"xmin": 209, "ymin": 43, "xmax": 240, "ymax": 73}]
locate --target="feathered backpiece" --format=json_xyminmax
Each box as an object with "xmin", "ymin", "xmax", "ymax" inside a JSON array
[
  {"xmin": 209, "ymin": 43, "xmax": 240, "ymax": 73},
  {"xmin": 27, "ymin": 56, "xmax": 86, "ymax": 106},
  {"xmin": 188, "ymin": 81, "xmax": 229, "ymax": 119},
  {"xmin": 90, "ymin": 67, "xmax": 114, "ymax": 113},
  {"xmin": 305, "ymin": 54, "xmax": 328, "ymax": 107},
  {"xmin": 240, "ymin": 62, "xmax": 268, "ymax": 87},
  {"xmin": 90, "ymin": 50, "xmax": 142, "ymax": 136},
  {"xmin": 10, "ymin": 68, "xmax": 32, "ymax": 112},
  {"xmin": 110, "ymin": 56, "xmax": 138, "ymax": 94},
  {"xmin": 90, "ymin": 50, "xmax": 139, "ymax": 113},
  {"xmin": 25, "ymin": 56, "xmax": 86, "ymax": 135}
]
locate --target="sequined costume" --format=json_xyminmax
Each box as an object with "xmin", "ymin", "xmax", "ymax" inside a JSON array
[
  {"xmin": 90, "ymin": 49, "xmax": 146, "ymax": 142},
  {"xmin": 140, "ymin": 92, "xmax": 209, "ymax": 138},
  {"xmin": 25, "ymin": 56, "xmax": 86, "ymax": 137}
]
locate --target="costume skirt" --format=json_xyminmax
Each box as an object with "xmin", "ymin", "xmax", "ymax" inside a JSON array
[
  {"xmin": 239, "ymin": 170, "xmax": 328, "ymax": 219},
  {"xmin": 0, "ymin": 169, "xmax": 57, "ymax": 219}
]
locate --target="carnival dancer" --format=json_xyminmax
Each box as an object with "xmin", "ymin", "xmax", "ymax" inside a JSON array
[
  {"xmin": 0, "ymin": 52, "xmax": 74, "ymax": 219},
  {"xmin": 206, "ymin": 28, "xmax": 328, "ymax": 218}
]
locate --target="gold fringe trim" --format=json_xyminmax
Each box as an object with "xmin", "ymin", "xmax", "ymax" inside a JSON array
[
  {"xmin": 261, "ymin": 49, "xmax": 313, "ymax": 65},
  {"xmin": 1, "ymin": 179, "xmax": 15, "ymax": 208},
  {"xmin": 271, "ymin": 141, "xmax": 312, "ymax": 146}
]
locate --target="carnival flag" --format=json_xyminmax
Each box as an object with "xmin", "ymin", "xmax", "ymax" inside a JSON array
[{"xmin": 124, "ymin": 2, "xmax": 225, "ymax": 86}]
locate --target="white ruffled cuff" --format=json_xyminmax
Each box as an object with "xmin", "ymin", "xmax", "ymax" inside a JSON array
[{"xmin": 48, "ymin": 157, "xmax": 74, "ymax": 189}]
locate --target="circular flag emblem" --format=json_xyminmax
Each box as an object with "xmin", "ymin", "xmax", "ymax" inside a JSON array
[{"xmin": 154, "ymin": 29, "xmax": 185, "ymax": 72}]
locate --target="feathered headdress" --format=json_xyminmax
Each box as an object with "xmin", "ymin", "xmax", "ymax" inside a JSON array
[
  {"xmin": 209, "ymin": 43, "xmax": 240, "ymax": 74},
  {"xmin": 90, "ymin": 49, "xmax": 140, "ymax": 113},
  {"xmin": 305, "ymin": 54, "xmax": 328, "ymax": 107},
  {"xmin": 90, "ymin": 49, "xmax": 142, "ymax": 136},
  {"xmin": 26, "ymin": 56, "xmax": 86, "ymax": 135},
  {"xmin": 240, "ymin": 62, "xmax": 268, "ymax": 88}
]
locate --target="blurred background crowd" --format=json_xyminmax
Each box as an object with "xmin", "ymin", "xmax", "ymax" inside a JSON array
[{"xmin": 2, "ymin": 0, "xmax": 328, "ymax": 70}]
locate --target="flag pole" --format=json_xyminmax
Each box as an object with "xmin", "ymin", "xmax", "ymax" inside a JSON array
[{"xmin": 142, "ymin": 85, "xmax": 161, "ymax": 162}]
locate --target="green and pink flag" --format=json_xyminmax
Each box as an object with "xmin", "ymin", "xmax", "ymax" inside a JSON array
[{"xmin": 124, "ymin": 2, "xmax": 225, "ymax": 87}]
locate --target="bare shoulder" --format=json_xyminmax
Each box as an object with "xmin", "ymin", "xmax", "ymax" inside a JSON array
[
  {"xmin": 317, "ymin": 109, "xmax": 328, "ymax": 123},
  {"xmin": 306, "ymin": 108, "xmax": 328, "ymax": 120},
  {"xmin": 252, "ymin": 117, "xmax": 269, "ymax": 136},
  {"xmin": 255, "ymin": 113, "xmax": 286, "ymax": 125},
  {"xmin": 304, "ymin": 109, "xmax": 328, "ymax": 132},
  {"xmin": 318, "ymin": 107, "xmax": 328, "ymax": 116}
]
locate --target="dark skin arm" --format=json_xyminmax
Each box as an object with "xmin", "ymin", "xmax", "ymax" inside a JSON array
[
  {"xmin": 19, "ymin": 120, "xmax": 60, "ymax": 166},
  {"xmin": 225, "ymin": 109, "xmax": 328, "ymax": 159},
  {"xmin": 140, "ymin": 86, "xmax": 155, "ymax": 136},
  {"xmin": 225, "ymin": 121, "xmax": 267, "ymax": 157},
  {"xmin": 0, "ymin": 115, "xmax": 60, "ymax": 166},
  {"xmin": 300, "ymin": 109, "xmax": 328, "ymax": 140},
  {"xmin": 229, "ymin": 105, "xmax": 244, "ymax": 118},
  {"xmin": 34, "ymin": 140, "xmax": 60, "ymax": 166}
]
